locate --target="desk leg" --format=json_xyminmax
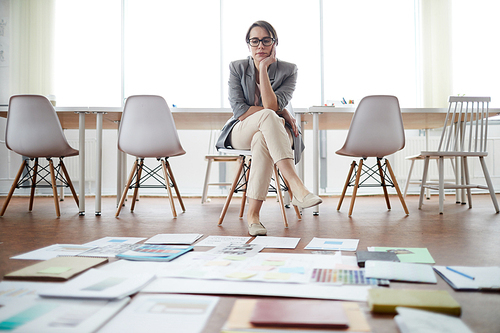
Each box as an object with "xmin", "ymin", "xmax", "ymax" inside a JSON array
[
  {"xmin": 78, "ymin": 112, "xmax": 86, "ymax": 216},
  {"xmin": 95, "ymin": 112, "xmax": 103, "ymax": 216},
  {"xmin": 313, "ymin": 112, "xmax": 320, "ymax": 215}
]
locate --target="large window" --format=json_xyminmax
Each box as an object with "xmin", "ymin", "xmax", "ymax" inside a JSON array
[
  {"xmin": 54, "ymin": 0, "xmax": 121, "ymax": 107},
  {"xmin": 323, "ymin": 0, "xmax": 418, "ymax": 107},
  {"xmin": 451, "ymin": 0, "xmax": 500, "ymax": 107}
]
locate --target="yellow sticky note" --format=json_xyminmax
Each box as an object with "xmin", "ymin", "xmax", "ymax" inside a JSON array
[
  {"xmin": 224, "ymin": 255, "xmax": 247, "ymax": 261},
  {"xmin": 262, "ymin": 260, "xmax": 285, "ymax": 266},
  {"xmin": 205, "ymin": 261, "xmax": 231, "ymax": 266},
  {"xmin": 37, "ymin": 267, "xmax": 72, "ymax": 274},
  {"xmin": 264, "ymin": 272, "xmax": 291, "ymax": 280},
  {"xmin": 226, "ymin": 272, "xmax": 256, "ymax": 280}
]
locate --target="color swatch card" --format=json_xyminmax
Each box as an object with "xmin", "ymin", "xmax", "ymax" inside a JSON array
[
  {"xmin": 116, "ymin": 245, "xmax": 193, "ymax": 262},
  {"xmin": 305, "ymin": 238, "xmax": 359, "ymax": 251},
  {"xmin": 145, "ymin": 233, "xmax": 203, "ymax": 245},
  {"xmin": 433, "ymin": 266, "xmax": 500, "ymax": 290},
  {"xmin": 38, "ymin": 269, "xmax": 156, "ymax": 300},
  {"xmin": 310, "ymin": 268, "xmax": 390, "ymax": 286},
  {"xmin": 365, "ymin": 261, "xmax": 437, "ymax": 283},
  {"xmin": 82, "ymin": 236, "xmax": 146, "ymax": 247},
  {"xmin": 4, "ymin": 256, "xmax": 108, "ymax": 281},
  {"xmin": 0, "ymin": 297, "xmax": 129, "ymax": 333},
  {"xmin": 368, "ymin": 247, "xmax": 435, "ymax": 264}
]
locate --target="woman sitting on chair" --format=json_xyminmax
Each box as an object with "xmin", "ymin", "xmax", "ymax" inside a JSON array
[{"xmin": 217, "ymin": 20, "xmax": 322, "ymax": 236}]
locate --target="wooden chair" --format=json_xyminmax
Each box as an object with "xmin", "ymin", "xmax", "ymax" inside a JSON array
[
  {"xmin": 418, "ymin": 96, "xmax": 499, "ymax": 214},
  {"xmin": 336, "ymin": 95, "xmax": 409, "ymax": 217},
  {"xmin": 216, "ymin": 148, "xmax": 301, "ymax": 227},
  {"xmin": 1, "ymin": 95, "xmax": 79, "ymax": 217},
  {"xmin": 115, "ymin": 95, "xmax": 186, "ymax": 218}
]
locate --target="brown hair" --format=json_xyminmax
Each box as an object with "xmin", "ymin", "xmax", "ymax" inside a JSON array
[{"xmin": 245, "ymin": 20, "xmax": 278, "ymax": 46}]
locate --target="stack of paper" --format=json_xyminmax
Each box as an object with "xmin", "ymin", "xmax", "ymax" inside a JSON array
[
  {"xmin": 38, "ymin": 269, "xmax": 155, "ymax": 300},
  {"xmin": 433, "ymin": 266, "xmax": 500, "ymax": 290}
]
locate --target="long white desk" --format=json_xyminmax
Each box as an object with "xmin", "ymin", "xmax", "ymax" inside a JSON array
[
  {"xmin": 1, "ymin": 107, "xmax": 233, "ymax": 215},
  {"xmin": 295, "ymin": 106, "xmax": 500, "ymax": 215}
]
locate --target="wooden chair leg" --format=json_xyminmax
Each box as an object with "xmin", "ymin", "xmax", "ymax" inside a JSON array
[
  {"xmin": 377, "ymin": 159, "xmax": 391, "ymax": 210},
  {"xmin": 0, "ymin": 160, "xmax": 27, "ymax": 216},
  {"xmin": 274, "ymin": 165, "xmax": 288, "ymax": 228},
  {"xmin": 161, "ymin": 159, "xmax": 177, "ymax": 218},
  {"xmin": 281, "ymin": 175, "xmax": 301, "ymax": 220},
  {"xmin": 385, "ymin": 159, "xmax": 409, "ymax": 215},
  {"xmin": 166, "ymin": 160, "xmax": 185, "ymax": 212},
  {"xmin": 239, "ymin": 158, "xmax": 251, "ymax": 219},
  {"xmin": 116, "ymin": 159, "xmax": 138, "ymax": 217},
  {"xmin": 29, "ymin": 159, "xmax": 38, "ymax": 211},
  {"xmin": 348, "ymin": 159, "xmax": 363, "ymax": 217},
  {"xmin": 48, "ymin": 159, "xmax": 61, "ymax": 217},
  {"xmin": 60, "ymin": 159, "xmax": 79, "ymax": 207},
  {"xmin": 130, "ymin": 159, "xmax": 143, "ymax": 212},
  {"xmin": 419, "ymin": 157, "xmax": 430, "ymax": 209},
  {"xmin": 218, "ymin": 157, "xmax": 245, "ymax": 225},
  {"xmin": 479, "ymin": 156, "xmax": 500, "ymax": 213},
  {"xmin": 338, "ymin": 161, "xmax": 356, "ymax": 211}
]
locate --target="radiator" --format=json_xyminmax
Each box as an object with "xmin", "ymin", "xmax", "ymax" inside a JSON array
[{"xmin": 65, "ymin": 139, "xmax": 97, "ymax": 182}]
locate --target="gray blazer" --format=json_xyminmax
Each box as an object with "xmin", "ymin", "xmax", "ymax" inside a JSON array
[{"xmin": 216, "ymin": 56, "xmax": 305, "ymax": 164}]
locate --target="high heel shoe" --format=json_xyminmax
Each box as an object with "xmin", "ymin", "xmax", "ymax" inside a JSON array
[{"xmin": 292, "ymin": 193, "xmax": 322, "ymax": 209}]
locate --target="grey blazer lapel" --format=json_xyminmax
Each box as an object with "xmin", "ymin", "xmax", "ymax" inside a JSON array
[{"xmin": 245, "ymin": 57, "xmax": 256, "ymax": 106}]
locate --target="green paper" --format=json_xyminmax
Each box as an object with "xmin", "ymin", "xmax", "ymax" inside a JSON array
[{"xmin": 373, "ymin": 247, "xmax": 435, "ymax": 264}]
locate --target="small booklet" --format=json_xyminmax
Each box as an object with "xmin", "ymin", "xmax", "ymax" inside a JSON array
[
  {"xmin": 365, "ymin": 261, "xmax": 437, "ymax": 284},
  {"xmin": 433, "ymin": 266, "xmax": 500, "ymax": 290},
  {"xmin": 395, "ymin": 307, "xmax": 473, "ymax": 333},
  {"xmin": 4, "ymin": 256, "xmax": 108, "ymax": 281},
  {"xmin": 250, "ymin": 299, "xmax": 349, "ymax": 329},
  {"xmin": 356, "ymin": 250, "xmax": 399, "ymax": 267},
  {"xmin": 116, "ymin": 244, "xmax": 193, "ymax": 262},
  {"xmin": 368, "ymin": 288, "xmax": 461, "ymax": 316}
]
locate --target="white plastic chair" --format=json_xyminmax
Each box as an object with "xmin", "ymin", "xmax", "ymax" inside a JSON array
[
  {"xmin": 115, "ymin": 95, "xmax": 186, "ymax": 218},
  {"xmin": 0, "ymin": 95, "xmax": 79, "ymax": 217},
  {"xmin": 216, "ymin": 148, "xmax": 302, "ymax": 227},
  {"xmin": 418, "ymin": 96, "xmax": 499, "ymax": 214},
  {"xmin": 336, "ymin": 95, "xmax": 409, "ymax": 217}
]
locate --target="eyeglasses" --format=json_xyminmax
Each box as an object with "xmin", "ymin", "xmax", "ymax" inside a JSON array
[{"xmin": 247, "ymin": 37, "xmax": 275, "ymax": 47}]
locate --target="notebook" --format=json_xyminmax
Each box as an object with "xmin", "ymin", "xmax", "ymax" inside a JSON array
[
  {"xmin": 4, "ymin": 256, "xmax": 108, "ymax": 281},
  {"xmin": 368, "ymin": 288, "xmax": 461, "ymax": 316},
  {"xmin": 356, "ymin": 250, "xmax": 399, "ymax": 267},
  {"xmin": 249, "ymin": 299, "xmax": 349, "ymax": 329},
  {"xmin": 433, "ymin": 266, "xmax": 500, "ymax": 290}
]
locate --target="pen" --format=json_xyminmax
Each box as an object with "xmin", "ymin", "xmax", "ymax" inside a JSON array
[{"xmin": 446, "ymin": 266, "xmax": 475, "ymax": 280}]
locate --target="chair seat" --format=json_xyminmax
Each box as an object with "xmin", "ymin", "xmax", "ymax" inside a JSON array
[
  {"xmin": 22, "ymin": 146, "xmax": 79, "ymax": 159},
  {"xmin": 420, "ymin": 151, "xmax": 488, "ymax": 157}
]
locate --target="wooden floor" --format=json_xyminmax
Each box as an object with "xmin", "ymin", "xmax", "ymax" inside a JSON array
[{"xmin": 1, "ymin": 193, "xmax": 499, "ymax": 333}]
